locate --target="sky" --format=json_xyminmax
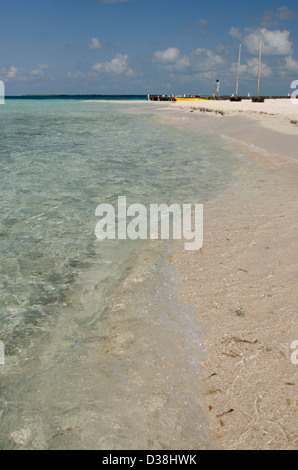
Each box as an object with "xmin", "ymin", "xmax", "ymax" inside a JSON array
[{"xmin": 1, "ymin": 0, "xmax": 298, "ymax": 95}]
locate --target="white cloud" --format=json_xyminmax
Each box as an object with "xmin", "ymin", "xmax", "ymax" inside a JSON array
[
  {"xmin": 154, "ymin": 47, "xmax": 181, "ymax": 63},
  {"xmin": 246, "ymin": 28, "xmax": 292, "ymax": 55},
  {"xmin": 231, "ymin": 27, "xmax": 293, "ymax": 56},
  {"xmin": 229, "ymin": 27, "xmax": 241, "ymax": 39},
  {"xmin": 30, "ymin": 64, "xmax": 49, "ymax": 77},
  {"xmin": 284, "ymin": 56, "xmax": 298, "ymax": 71},
  {"xmin": 193, "ymin": 48, "xmax": 225, "ymax": 69},
  {"xmin": 68, "ymin": 54, "xmax": 135, "ymax": 80},
  {"xmin": 154, "ymin": 47, "xmax": 190, "ymax": 72},
  {"xmin": 153, "ymin": 47, "xmax": 224, "ymax": 74},
  {"xmin": 68, "ymin": 70, "xmax": 88, "ymax": 79},
  {"xmin": 88, "ymin": 37, "xmax": 102, "ymax": 50},
  {"xmin": 186, "ymin": 18, "xmax": 208, "ymax": 35},
  {"xmin": 259, "ymin": 6, "xmax": 297, "ymax": 27},
  {"xmin": 231, "ymin": 57, "xmax": 272, "ymax": 78},
  {"xmin": 0, "ymin": 65, "xmax": 22, "ymax": 80},
  {"xmin": 276, "ymin": 6, "xmax": 296, "ymax": 21},
  {"xmin": 1, "ymin": 64, "xmax": 50, "ymax": 82},
  {"xmin": 195, "ymin": 71, "xmax": 214, "ymax": 80},
  {"xmin": 246, "ymin": 58, "xmax": 273, "ymax": 77},
  {"xmin": 7, "ymin": 66, "xmax": 19, "ymax": 79},
  {"xmin": 174, "ymin": 56, "xmax": 190, "ymax": 71},
  {"xmin": 93, "ymin": 53, "xmax": 134, "ymax": 76}
]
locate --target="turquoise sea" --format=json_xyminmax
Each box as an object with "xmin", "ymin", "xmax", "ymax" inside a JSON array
[{"xmin": 0, "ymin": 98, "xmax": 244, "ymax": 449}]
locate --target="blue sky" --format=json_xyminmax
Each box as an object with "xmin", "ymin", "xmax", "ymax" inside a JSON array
[{"xmin": 1, "ymin": 0, "xmax": 298, "ymax": 95}]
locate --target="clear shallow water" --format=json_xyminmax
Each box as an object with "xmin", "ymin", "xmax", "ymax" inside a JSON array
[{"xmin": 0, "ymin": 100, "xmax": 243, "ymax": 449}]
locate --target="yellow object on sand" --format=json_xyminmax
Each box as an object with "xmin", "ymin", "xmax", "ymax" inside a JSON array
[{"xmin": 174, "ymin": 97, "xmax": 213, "ymax": 101}]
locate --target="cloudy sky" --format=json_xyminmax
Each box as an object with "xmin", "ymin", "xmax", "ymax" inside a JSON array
[{"xmin": 1, "ymin": 0, "xmax": 298, "ymax": 95}]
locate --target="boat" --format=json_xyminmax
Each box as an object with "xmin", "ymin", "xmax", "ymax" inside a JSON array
[{"xmin": 174, "ymin": 96, "xmax": 213, "ymax": 101}]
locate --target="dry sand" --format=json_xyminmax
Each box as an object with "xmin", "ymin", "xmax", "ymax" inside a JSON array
[
  {"xmin": 171, "ymin": 97, "xmax": 298, "ymax": 134},
  {"xmin": 155, "ymin": 99, "xmax": 298, "ymax": 450},
  {"xmin": 171, "ymin": 160, "xmax": 297, "ymax": 450}
]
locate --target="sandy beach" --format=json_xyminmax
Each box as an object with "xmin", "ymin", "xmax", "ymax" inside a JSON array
[
  {"xmin": 2, "ymin": 97, "xmax": 296, "ymax": 450},
  {"xmin": 171, "ymin": 97, "xmax": 298, "ymax": 134},
  {"xmin": 141, "ymin": 98, "xmax": 298, "ymax": 449}
]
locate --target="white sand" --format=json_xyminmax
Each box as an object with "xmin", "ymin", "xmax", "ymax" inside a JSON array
[
  {"xmin": 171, "ymin": 158, "xmax": 298, "ymax": 450},
  {"xmin": 170, "ymin": 98, "xmax": 298, "ymax": 136}
]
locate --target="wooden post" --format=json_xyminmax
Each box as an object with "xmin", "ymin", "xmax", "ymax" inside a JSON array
[
  {"xmin": 257, "ymin": 41, "xmax": 262, "ymax": 98},
  {"xmin": 235, "ymin": 44, "xmax": 242, "ymax": 97}
]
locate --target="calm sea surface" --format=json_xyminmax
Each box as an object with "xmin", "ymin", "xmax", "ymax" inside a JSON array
[{"xmin": 0, "ymin": 99, "xmax": 244, "ymax": 449}]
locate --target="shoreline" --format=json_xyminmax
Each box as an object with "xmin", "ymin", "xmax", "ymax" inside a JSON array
[
  {"xmin": 86, "ymin": 99, "xmax": 297, "ymax": 448},
  {"xmin": 158, "ymin": 101, "xmax": 298, "ymax": 449},
  {"xmin": 116, "ymin": 99, "xmax": 298, "ymax": 448},
  {"xmin": 144, "ymin": 98, "xmax": 298, "ymax": 151},
  {"xmin": 123, "ymin": 98, "xmax": 298, "ymax": 166}
]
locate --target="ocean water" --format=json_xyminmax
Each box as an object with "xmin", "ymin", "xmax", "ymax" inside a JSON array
[{"xmin": 0, "ymin": 99, "xmax": 243, "ymax": 449}]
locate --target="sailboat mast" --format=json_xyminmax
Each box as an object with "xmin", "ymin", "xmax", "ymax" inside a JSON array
[
  {"xmin": 235, "ymin": 44, "xmax": 242, "ymax": 97},
  {"xmin": 257, "ymin": 41, "xmax": 262, "ymax": 97}
]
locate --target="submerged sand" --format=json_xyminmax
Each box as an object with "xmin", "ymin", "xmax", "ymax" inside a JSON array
[{"xmin": 157, "ymin": 99, "xmax": 298, "ymax": 450}]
